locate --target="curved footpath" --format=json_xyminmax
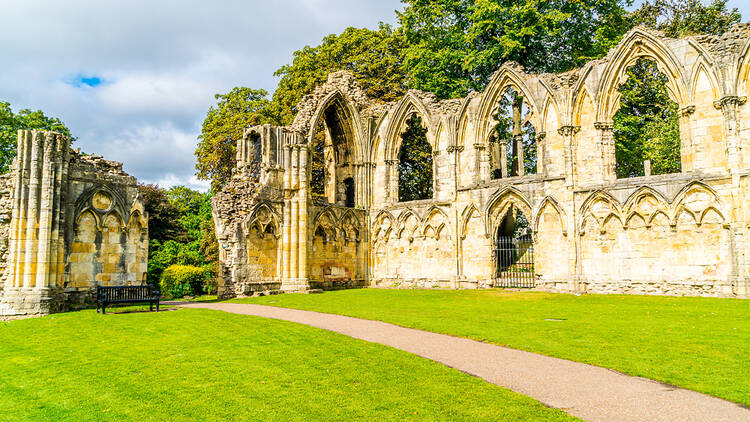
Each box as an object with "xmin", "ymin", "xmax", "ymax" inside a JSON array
[{"xmin": 179, "ymin": 302, "xmax": 750, "ymax": 422}]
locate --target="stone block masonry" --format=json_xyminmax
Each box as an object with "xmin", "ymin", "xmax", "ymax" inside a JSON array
[
  {"xmin": 0, "ymin": 130, "xmax": 148, "ymax": 315},
  {"xmin": 211, "ymin": 25, "xmax": 750, "ymax": 299}
]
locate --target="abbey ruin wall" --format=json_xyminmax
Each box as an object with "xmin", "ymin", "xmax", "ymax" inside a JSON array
[
  {"xmin": 214, "ymin": 25, "xmax": 750, "ymax": 299},
  {"xmin": 0, "ymin": 130, "xmax": 148, "ymax": 315}
]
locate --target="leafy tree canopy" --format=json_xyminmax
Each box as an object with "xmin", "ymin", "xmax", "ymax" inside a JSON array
[
  {"xmin": 195, "ymin": 88, "xmax": 277, "ymax": 190},
  {"xmin": 398, "ymin": 0, "xmax": 632, "ymax": 98},
  {"xmin": 398, "ymin": 114, "xmax": 433, "ymax": 202},
  {"xmin": 271, "ymin": 24, "xmax": 407, "ymax": 125},
  {"xmin": 631, "ymin": 0, "xmax": 741, "ymax": 37},
  {"xmin": 0, "ymin": 101, "xmax": 73, "ymax": 174}
]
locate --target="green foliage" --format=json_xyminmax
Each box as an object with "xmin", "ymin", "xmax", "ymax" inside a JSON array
[
  {"xmin": 0, "ymin": 101, "xmax": 73, "ymax": 174},
  {"xmin": 196, "ymin": 88, "xmax": 278, "ymax": 190},
  {"xmin": 398, "ymin": 0, "xmax": 632, "ymax": 99},
  {"xmin": 631, "ymin": 0, "xmax": 741, "ymax": 37},
  {"xmin": 160, "ymin": 264, "xmax": 206, "ymax": 298},
  {"xmin": 141, "ymin": 184, "xmax": 217, "ymax": 293},
  {"xmin": 398, "ymin": 114, "xmax": 433, "ymax": 202},
  {"xmin": 309, "ymin": 122, "xmax": 327, "ymax": 202},
  {"xmin": 614, "ymin": 58, "xmax": 681, "ymax": 178},
  {"xmin": 271, "ymin": 24, "xmax": 407, "ymax": 125}
]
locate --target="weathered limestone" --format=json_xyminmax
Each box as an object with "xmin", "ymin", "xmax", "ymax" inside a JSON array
[
  {"xmin": 0, "ymin": 130, "xmax": 148, "ymax": 315},
  {"xmin": 215, "ymin": 25, "xmax": 750, "ymax": 299}
]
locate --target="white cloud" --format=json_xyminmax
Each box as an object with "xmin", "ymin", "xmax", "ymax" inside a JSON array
[{"xmin": 0, "ymin": 0, "xmax": 403, "ymax": 191}]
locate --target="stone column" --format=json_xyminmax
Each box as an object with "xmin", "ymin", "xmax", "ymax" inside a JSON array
[
  {"xmin": 715, "ymin": 96, "xmax": 746, "ymax": 174},
  {"xmin": 297, "ymin": 145, "xmax": 308, "ymax": 283},
  {"xmin": 678, "ymin": 106, "xmax": 695, "ymax": 171},
  {"xmin": 281, "ymin": 145, "xmax": 292, "ymax": 281},
  {"xmin": 2, "ymin": 130, "xmax": 69, "ymax": 315},
  {"xmin": 289, "ymin": 146, "xmax": 299, "ymax": 281},
  {"xmin": 385, "ymin": 159, "xmax": 399, "ymax": 202},
  {"xmin": 474, "ymin": 143, "xmax": 489, "ymax": 183},
  {"xmin": 514, "ymin": 134, "xmax": 524, "ymax": 177},
  {"xmin": 594, "ymin": 122, "xmax": 615, "ymax": 181},
  {"xmin": 558, "ymin": 125, "xmax": 580, "ymax": 187},
  {"xmin": 536, "ymin": 132, "xmax": 547, "ymax": 176},
  {"xmin": 498, "ymin": 141, "xmax": 508, "ymax": 178}
]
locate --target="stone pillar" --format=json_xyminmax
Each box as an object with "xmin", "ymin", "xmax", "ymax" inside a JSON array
[
  {"xmin": 289, "ymin": 146, "xmax": 299, "ymax": 281},
  {"xmin": 281, "ymin": 145, "xmax": 292, "ymax": 281},
  {"xmin": 2, "ymin": 130, "xmax": 68, "ymax": 315},
  {"xmin": 715, "ymin": 96, "xmax": 746, "ymax": 174},
  {"xmin": 558, "ymin": 125, "xmax": 580, "ymax": 187},
  {"xmin": 385, "ymin": 159, "xmax": 399, "ymax": 202},
  {"xmin": 297, "ymin": 145, "xmax": 308, "ymax": 283},
  {"xmin": 678, "ymin": 106, "xmax": 695, "ymax": 171},
  {"xmin": 514, "ymin": 134, "xmax": 524, "ymax": 177},
  {"xmin": 474, "ymin": 143, "xmax": 489, "ymax": 183},
  {"xmin": 594, "ymin": 122, "xmax": 615, "ymax": 180},
  {"xmin": 536, "ymin": 132, "xmax": 547, "ymax": 176},
  {"xmin": 498, "ymin": 140, "xmax": 508, "ymax": 178}
]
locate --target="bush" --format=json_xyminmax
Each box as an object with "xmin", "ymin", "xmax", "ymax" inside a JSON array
[{"xmin": 160, "ymin": 265, "xmax": 206, "ymax": 298}]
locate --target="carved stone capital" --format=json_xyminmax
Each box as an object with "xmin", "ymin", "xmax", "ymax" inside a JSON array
[
  {"xmin": 594, "ymin": 122, "xmax": 614, "ymax": 131},
  {"xmin": 384, "ymin": 159, "xmax": 399, "ymax": 166},
  {"xmin": 432, "ymin": 150, "xmax": 441, "ymax": 157},
  {"xmin": 557, "ymin": 125, "xmax": 580, "ymax": 137},
  {"xmin": 473, "ymin": 143, "xmax": 487, "ymax": 151},
  {"xmin": 679, "ymin": 105, "xmax": 696, "ymax": 116},
  {"xmin": 714, "ymin": 96, "xmax": 747, "ymax": 110},
  {"xmin": 447, "ymin": 146, "xmax": 465, "ymax": 153},
  {"xmin": 536, "ymin": 131, "xmax": 547, "ymax": 141}
]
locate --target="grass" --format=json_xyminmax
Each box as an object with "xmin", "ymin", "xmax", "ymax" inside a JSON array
[
  {"xmin": 0, "ymin": 308, "xmax": 575, "ymax": 421},
  {"xmin": 231, "ymin": 289, "xmax": 750, "ymax": 405}
]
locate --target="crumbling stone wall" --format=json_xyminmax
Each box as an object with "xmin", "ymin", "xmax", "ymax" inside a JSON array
[
  {"xmin": 0, "ymin": 173, "xmax": 13, "ymax": 289},
  {"xmin": 0, "ymin": 131, "xmax": 148, "ymax": 315},
  {"xmin": 215, "ymin": 25, "xmax": 750, "ymax": 299}
]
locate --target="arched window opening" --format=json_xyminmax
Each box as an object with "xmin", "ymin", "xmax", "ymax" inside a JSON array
[
  {"xmin": 398, "ymin": 114, "xmax": 433, "ymax": 202},
  {"xmin": 614, "ymin": 58, "xmax": 681, "ymax": 178},
  {"xmin": 494, "ymin": 206, "xmax": 535, "ymax": 288},
  {"xmin": 490, "ymin": 87, "xmax": 537, "ymax": 179},
  {"xmin": 310, "ymin": 98, "xmax": 357, "ymax": 205}
]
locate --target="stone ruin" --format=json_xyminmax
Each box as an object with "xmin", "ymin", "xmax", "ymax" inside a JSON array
[
  {"xmin": 0, "ymin": 130, "xmax": 148, "ymax": 315},
  {"xmin": 213, "ymin": 26, "xmax": 750, "ymax": 299}
]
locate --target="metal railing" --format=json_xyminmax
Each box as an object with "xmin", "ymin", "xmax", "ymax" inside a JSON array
[{"xmin": 493, "ymin": 233, "xmax": 536, "ymax": 288}]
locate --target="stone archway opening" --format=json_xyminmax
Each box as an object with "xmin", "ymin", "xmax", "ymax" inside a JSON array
[
  {"xmin": 494, "ymin": 207, "xmax": 535, "ymax": 288},
  {"xmin": 614, "ymin": 57, "xmax": 681, "ymax": 178},
  {"xmin": 310, "ymin": 97, "xmax": 358, "ymax": 206},
  {"xmin": 489, "ymin": 87, "xmax": 538, "ymax": 179}
]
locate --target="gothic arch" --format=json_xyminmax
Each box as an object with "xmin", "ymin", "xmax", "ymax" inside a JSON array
[
  {"xmin": 383, "ymin": 92, "xmax": 436, "ymax": 161},
  {"xmin": 475, "ymin": 65, "xmax": 544, "ymax": 146},
  {"xmin": 459, "ymin": 204, "xmax": 482, "ymax": 239},
  {"xmin": 372, "ymin": 210, "xmax": 396, "ymax": 242},
  {"xmin": 533, "ymin": 196, "xmax": 567, "ymax": 236},
  {"xmin": 579, "ymin": 190, "xmax": 623, "ymax": 232},
  {"xmin": 421, "ymin": 206, "xmax": 449, "ymax": 239},
  {"xmin": 690, "ymin": 60, "xmax": 722, "ymax": 102},
  {"xmin": 596, "ymin": 28, "xmax": 689, "ymax": 121},
  {"xmin": 396, "ymin": 208, "xmax": 422, "ymax": 239},
  {"xmin": 736, "ymin": 37, "xmax": 750, "ymax": 96},
  {"xmin": 484, "ymin": 187, "xmax": 533, "ymax": 236},
  {"xmin": 306, "ymin": 90, "xmax": 364, "ymax": 162},
  {"xmin": 670, "ymin": 181, "xmax": 726, "ymax": 226},
  {"xmin": 623, "ymin": 186, "xmax": 669, "ymax": 215}
]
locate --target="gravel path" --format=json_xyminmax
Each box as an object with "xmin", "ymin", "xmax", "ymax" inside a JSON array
[{"xmin": 180, "ymin": 302, "xmax": 750, "ymax": 422}]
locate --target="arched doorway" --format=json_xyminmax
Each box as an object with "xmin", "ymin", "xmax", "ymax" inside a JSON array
[{"xmin": 494, "ymin": 207, "xmax": 535, "ymax": 288}]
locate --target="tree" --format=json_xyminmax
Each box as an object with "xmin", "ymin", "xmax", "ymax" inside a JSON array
[
  {"xmin": 0, "ymin": 101, "xmax": 73, "ymax": 174},
  {"xmin": 398, "ymin": 0, "xmax": 632, "ymax": 99},
  {"xmin": 631, "ymin": 0, "xmax": 741, "ymax": 37},
  {"xmin": 613, "ymin": 58, "xmax": 681, "ymax": 178},
  {"xmin": 195, "ymin": 88, "xmax": 278, "ymax": 191},
  {"xmin": 398, "ymin": 114, "xmax": 433, "ymax": 202},
  {"xmin": 271, "ymin": 24, "xmax": 407, "ymax": 125}
]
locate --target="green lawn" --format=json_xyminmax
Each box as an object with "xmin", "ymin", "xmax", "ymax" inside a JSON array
[
  {"xmin": 0, "ymin": 308, "xmax": 574, "ymax": 421},
  {"xmin": 231, "ymin": 289, "xmax": 750, "ymax": 405}
]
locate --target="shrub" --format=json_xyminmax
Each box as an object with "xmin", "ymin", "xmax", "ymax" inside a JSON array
[{"xmin": 160, "ymin": 265, "xmax": 206, "ymax": 298}]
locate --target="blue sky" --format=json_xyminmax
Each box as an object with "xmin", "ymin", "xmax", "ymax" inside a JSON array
[{"xmin": 0, "ymin": 0, "xmax": 747, "ymax": 191}]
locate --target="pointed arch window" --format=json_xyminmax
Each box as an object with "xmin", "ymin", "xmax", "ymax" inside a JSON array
[
  {"xmin": 613, "ymin": 58, "xmax": 681, "ymax": 178},
  {"xmin": 398, "ymin": 114, "xmax": 433, "ymax": 202},
  {"xmin": 489, "ymin": 87, "xmax": 537, "ymax": 179}
]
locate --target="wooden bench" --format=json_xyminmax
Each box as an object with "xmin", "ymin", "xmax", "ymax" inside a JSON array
[{"xmin": 96, "ymin": 285, "xmax": 161, "ymax": 314}]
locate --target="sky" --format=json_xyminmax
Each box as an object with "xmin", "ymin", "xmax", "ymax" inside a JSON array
[{"xmin": 1, "ymin": 0, "xmax": 748, "ymax": 192}]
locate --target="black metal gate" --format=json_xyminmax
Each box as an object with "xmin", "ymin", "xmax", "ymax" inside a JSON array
[{"xmin": 494, "ymin": 233, "xmax": 536, "ymax": 288}]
